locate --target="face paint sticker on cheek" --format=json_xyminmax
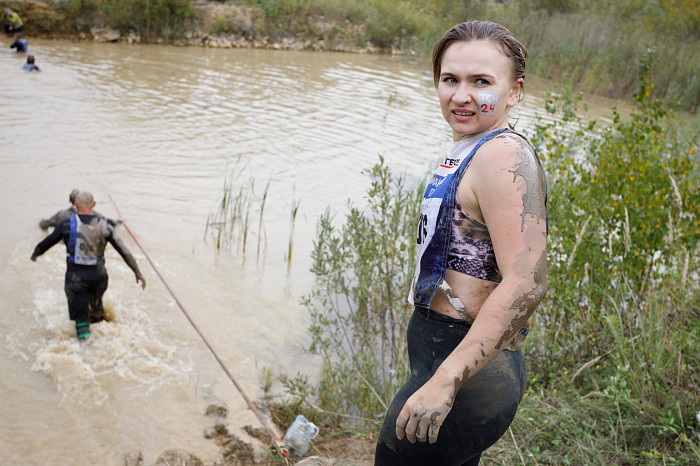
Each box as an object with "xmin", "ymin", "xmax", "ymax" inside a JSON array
[{"xmin": 477, "ymin": 91, "xmax": 500, "ymax": 115}]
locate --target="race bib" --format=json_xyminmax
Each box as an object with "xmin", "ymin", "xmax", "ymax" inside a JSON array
[
  {"xmin": 69, "ymin": 215, "xmax": 106, "ymax": 266},
  {"xmin": 74, "ymin": 233, "xmax": 99, "ymax": 265},
  {"xmin": 409, "ymin": 136, "xmax": 481, "ymax": 303}
]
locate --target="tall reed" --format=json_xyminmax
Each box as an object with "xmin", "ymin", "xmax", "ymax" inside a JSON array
[
  {"xmin": 207, "ymin": 165, "xmax": 271, "ymax": 261},
  {"xmin": 286, "ymin": 188, "xmax": 301, "ymax": 272},
  {"xmin": 257, "ymin": 178, "xmax": 271, "ymax": 260}
]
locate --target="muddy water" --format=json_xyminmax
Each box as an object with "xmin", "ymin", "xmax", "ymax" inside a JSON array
[{"xmin": 0, "ymin": 38, "xmax": 621, "ymax": 465}]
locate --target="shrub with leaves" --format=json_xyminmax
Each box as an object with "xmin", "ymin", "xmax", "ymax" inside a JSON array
[
  {"xmin": 529, "ymin": 49, "xmax": 698, "ymax": 366},
  {"xmin": 298, "ymin": 156, "xmax": 423, "ymax": 424},
  {"xmin": 526, "ymin": 50, "xmax": 699, "ymax": 458}
]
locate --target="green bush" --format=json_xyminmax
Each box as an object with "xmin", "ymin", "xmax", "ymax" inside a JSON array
[
  {"xmin": 54, "ymin": 0, "xmax": 196, "ymax": 38},
  {"xmin": 102, "ymin": 0, "xmax": 195, "ymax": 39},
  {"xmin": 518, "ymin": 49, "xmax": 699, "ymax": 461},
  {"xmin": 56, "ymin": 0, "xmax": 101, "ymax": 30},
  {"xmin": 529, "ymin": 49, "xmax": 698, "ymax": 366},
  {"xmin": 297, "ymin": 157, "xmax": 423, "ymax": 423}
]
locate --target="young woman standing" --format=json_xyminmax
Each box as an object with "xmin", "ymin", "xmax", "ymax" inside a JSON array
[{"xmin": 375, "ymin": 21, "xmax": 548, "ymax": 465}]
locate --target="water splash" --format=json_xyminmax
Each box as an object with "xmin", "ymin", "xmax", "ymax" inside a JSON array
[{"xmin": 8, "ymin": 287, "xmax": 190, "ymax": 412}]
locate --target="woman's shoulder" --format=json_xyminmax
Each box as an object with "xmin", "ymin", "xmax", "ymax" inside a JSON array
[
  {"xmin": 490, "ymin": 129, "xmax": 534, "ymax": 151},
  {"xmin": 467, "ymin": 130, "xmax": 543, "ymax": 191},
  {"xmin": 473, "ymin": 130, "xmax": 536, "ymax": 166}
]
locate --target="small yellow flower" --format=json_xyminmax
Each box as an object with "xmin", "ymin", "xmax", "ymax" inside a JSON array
[{"xmin": 563, "ymin": 370, "xmax": 568, "ymax": 375}]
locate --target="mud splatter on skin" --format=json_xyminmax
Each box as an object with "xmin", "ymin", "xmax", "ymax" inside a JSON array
[
  {"xmin": 494, "ymin": 284, "xmax": 544, "ymax": 350},
  {"xmin": 495, "ymin": 250, "xmax": 547, "ymax": 350},
  {"xmin": 438, "ymin": 281, "xmax": 474, "ymax": 323},
  {"xmin": 500, "ymin": 137, "xmax": 546, "ymax": 232},
  {"xmin": 401, "ymin": 379, "xmax": 458, "ymax": 443}
]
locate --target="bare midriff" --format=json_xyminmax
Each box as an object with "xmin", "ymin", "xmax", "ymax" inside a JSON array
[{"xmin": 429, "ymin": 270, "xmax": 499, "ymax": 320}]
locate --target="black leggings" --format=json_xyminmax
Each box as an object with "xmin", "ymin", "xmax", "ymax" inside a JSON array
[
  {"xmin": 375, "ymin": 307, "xmax": 526, "ymax": 466},
  {"xmin": 64, "ymin": 269, "xmax": 108, "ymax": 324}
]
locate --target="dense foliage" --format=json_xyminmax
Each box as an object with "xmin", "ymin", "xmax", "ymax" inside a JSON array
[
  {"xmin": 515, "ymin": 50, "xmax": 699, "ymax": 463},
  {"xmin": 237, "ymin": 0, "xmax": 700, "ymax": 112},
  {"xmin": 4, "ymin": 0, "xmax": 197, "ymax": 39}
]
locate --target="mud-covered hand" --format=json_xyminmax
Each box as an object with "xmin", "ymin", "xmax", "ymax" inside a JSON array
[{"xmin": 395, "ymin": 373, "xmax": 457, "ymax": 444}]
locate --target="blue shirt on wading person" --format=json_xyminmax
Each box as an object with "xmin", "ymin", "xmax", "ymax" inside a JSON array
[
  {"xmin": 23, "ymin": 54, "xmax": 39, "ymax": 72},
  {"xmin": 10, "ymin": 32, "xmax": 26, "ymax": 53}
]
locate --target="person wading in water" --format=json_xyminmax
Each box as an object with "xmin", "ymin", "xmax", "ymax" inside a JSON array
[{"xmin": 31, "ymin": 191, "xmax": 146, "ymax": 341}]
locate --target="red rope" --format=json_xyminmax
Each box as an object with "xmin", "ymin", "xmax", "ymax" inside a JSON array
[{"xmin": 107, "ymin": 194, "xmax": 288, "ymax": 459}]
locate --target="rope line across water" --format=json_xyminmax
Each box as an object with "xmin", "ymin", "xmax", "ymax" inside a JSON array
[{"xmin": 107, "ymin": 194, "xmax": 289, "ymax": 460}]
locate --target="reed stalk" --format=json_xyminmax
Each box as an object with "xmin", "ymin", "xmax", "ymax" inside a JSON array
[{"xmin": 286, "ymin": 188, "xmax": 301, "ymax": 272}]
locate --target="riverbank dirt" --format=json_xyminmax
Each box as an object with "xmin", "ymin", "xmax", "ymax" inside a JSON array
[
  {"xmin": 197, "ymin": 406, "xmax": 377, "ymax": 466},
  {"xmin": 129, "ymin": 404, "xmax": 377, "ymax": 466}
]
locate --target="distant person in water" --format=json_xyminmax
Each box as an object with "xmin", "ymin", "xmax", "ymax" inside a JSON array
[
  {"xmin": 2, "ymin": 8, "xmax": 23, "ymax": 35},
  {"xmin": 40, "ymin": 189, "xmax": 120, "ymax": 230},
  {"xmin": 23, "ymin": 54, "xmax": 39, "ymax": 72},
  {"xmin": 31, "ymin": 191, "xmax": 146, "ymax": 341},
  {"xmin": 10, "ymin": 32, "xmax": 27, "ymax": 53}
]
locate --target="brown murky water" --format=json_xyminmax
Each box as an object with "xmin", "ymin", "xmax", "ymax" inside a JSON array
[{"xmin": 0, "ymin": 38, "xmax": 623, "ymax": 465}]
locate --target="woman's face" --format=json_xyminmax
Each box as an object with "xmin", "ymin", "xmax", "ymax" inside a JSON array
[{"xmin": 437, "ymin": 40, "xmax": 522, "ymax": 141}]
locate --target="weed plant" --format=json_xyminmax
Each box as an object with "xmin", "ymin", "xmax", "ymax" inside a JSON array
[
  {"xmin": 206, "ymin": 165, "xmax": 269, "ymax": 260},
  {"xmin": 284, "ymin": 157, "xmax": 423, "ymax": 425},
  {"xmin": 285, "ymin": 53, "xmax": 699, "ymax": 463},
  {"xmin": 54, "ymin": 0, "xmax": 196, "ymax": 39}
]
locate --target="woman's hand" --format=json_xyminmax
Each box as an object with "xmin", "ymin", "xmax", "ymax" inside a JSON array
[{"xmin": 395, "ymin": 372, "xmax": 458, "ymax": 444}]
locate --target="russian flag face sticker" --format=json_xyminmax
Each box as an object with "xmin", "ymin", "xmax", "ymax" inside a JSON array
[{"xmin": 477, "ymin": 91, "xmax": 500, "ymax": 114}]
